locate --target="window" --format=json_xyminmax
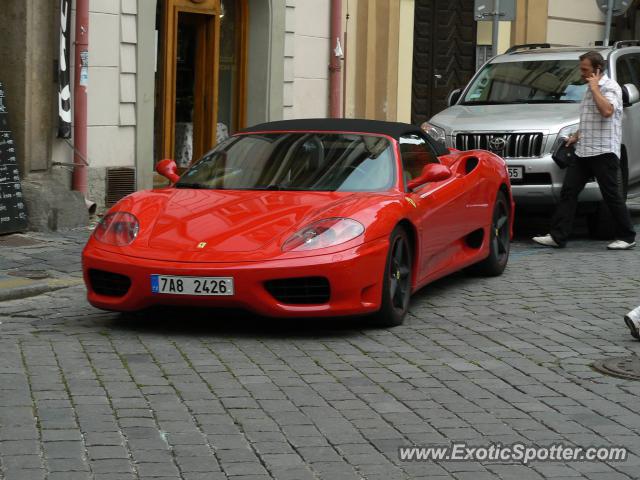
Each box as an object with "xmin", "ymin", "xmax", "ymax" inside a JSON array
[
  {"xmin": 616, "ymin": 57, "xmax": 634, "ymax": 88},
  {"xmin": 462, "ymin": 60, "xmax": 587, "ymax": 104},
  {"xmin": 625, "ymin": 54, "xmax": 640, "ymax": 90},
  {"xmin": 178, "ymin": 133, "xmax": 396, "ymax": 192},
  {"xmin": 399, "ymin": 134, "xmax": 439, "ymax": 184}
]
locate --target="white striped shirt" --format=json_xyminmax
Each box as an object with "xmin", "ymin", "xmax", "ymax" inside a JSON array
[{"xmin": 576, "ymin": 75, "xmax": 623, "ymax": 158}]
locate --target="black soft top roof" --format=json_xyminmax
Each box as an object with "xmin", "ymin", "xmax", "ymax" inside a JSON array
[{"xmin": 240, "ymin": 118, "xmax": 448, "ymax": 155}]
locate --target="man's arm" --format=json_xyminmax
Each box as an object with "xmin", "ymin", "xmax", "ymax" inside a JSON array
[
  {"xmin": 588, "ymin": 71, "xmax": 614, "ymax": 118},
  {"xmin": 592, "ymin": 87, "xmax": 614, "ymax": 118}
]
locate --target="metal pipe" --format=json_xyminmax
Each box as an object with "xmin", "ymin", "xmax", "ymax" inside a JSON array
[
  {"xmin": 492, "ymin": 0, "xmax": 500, "ymax": 57},
  {"xmin": 72, "ymin": 0, "xmax": 89, "ymax": 195},
  {"xmin": 604, "ymin": 0, "xmax": 614, "ymax": 46},
  {"xmin": 329, "ymin": 0, "xmax": 343, "ymax": 118}
]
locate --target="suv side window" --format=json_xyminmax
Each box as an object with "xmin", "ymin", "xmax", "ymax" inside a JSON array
[
  {"xmin": 399, "ymin": 134, "xmax": 439, "ymax": 184},
  {"xmin": 616, "ymin": 56, "xmax": 634, "ymax": 88},
  {"xmin": 626, "ymin": 54, "xmax": 640, "ymax": 90}
]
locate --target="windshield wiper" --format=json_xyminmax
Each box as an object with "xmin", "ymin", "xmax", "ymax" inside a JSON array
[
  {"xmin": 460, "ymin": 101, "xmax": 513, "ymax": 105},
  {"xmin": 462, "ymin": 99, "xmax": 578, "ymax": 105},
  {"xmin": 250, "ymin": 185, "xmax": 310, "ymax": 191},
  {"xmin": 174, "ymin": 182, "xmax": 210, "ymax": 189},
  {"xmin": 510, "ymin": 99, "xmax": 578, "ymax": 104}
]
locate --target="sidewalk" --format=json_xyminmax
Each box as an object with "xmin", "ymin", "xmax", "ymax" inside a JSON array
[{"xmin": 0, "ymin": 229, "xmax": 89, "ymax": 302}]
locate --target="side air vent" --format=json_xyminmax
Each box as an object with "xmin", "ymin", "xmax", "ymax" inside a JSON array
[
  {"xmin": 465, "ymin": 229, "xmax": 484, "ymax": 249},
  {"xmin": 265, "ymin": 277, "xmax": 330, "ymax": 305},
  {"xmin": 106, "ymin": 167, "xmax": 136, "ymax": 208},
  {"xmin": 464, "ymin": 156, "xmax": 479, "ymax": 174}
]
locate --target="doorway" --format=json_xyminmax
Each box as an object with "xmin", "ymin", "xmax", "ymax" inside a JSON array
[
  {"xmin": 155, "ymin": 0, "xmax": 247, "ymax": 169},
  {"xmin": 411, "ymin": 0, "xmax": 477, "ymax": 123}
]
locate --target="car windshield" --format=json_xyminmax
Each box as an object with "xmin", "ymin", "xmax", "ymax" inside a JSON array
[
  {"xmin": 462, "ymin": 60, "xmax": 588, "ymax": 105},
  {"xmin": 175, "ymin": 132, "xmax": 396, "ymax": 192}
]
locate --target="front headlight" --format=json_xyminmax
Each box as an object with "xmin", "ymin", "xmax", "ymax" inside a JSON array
[
  {"xmin": 420, "ymin": 122, "xmax": 446, "ymax": 144},
  {"xmin": 554, "ymin": 123, "xmax": 579, "ymax": 151},
  {"xmin": 94, "ymin": 212, "xmax": 140, "ymax": 246},
  {"xmin": 282, "ymin": 218, "xmax": 364, "ymax": 252}
]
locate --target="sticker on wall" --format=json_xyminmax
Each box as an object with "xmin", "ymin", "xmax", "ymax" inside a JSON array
[
  {"xmin": 80, "ymin": 51, "xmax": 89, "ymax": 87},
  {"xmin": 57, "ymin": 0, "xmax": 72, "ymax": 138}
]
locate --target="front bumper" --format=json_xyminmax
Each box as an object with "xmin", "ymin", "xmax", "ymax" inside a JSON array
[
  {"xmin": 507, "ymin": 154, "xmax": 602, "ymax": 206},
  {"xmin": 82, "ymin": 239, "xmax": 389, "ymax": 318}
]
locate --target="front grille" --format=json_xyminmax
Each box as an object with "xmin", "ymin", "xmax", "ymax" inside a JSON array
[
  {"xmin": 456, "ymin": 132, "xmax": 544, "ymax": 158},
  {"xmin": 264, "ymin": 277, "xmax": 330, "ymax": 305},
  {"xmin": 88, "ymin": 269, "xmax": 131, "ymax": 297}
]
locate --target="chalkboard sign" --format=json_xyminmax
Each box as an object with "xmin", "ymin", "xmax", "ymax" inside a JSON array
[{"xmin": 0, "ymin": 82, "xmax": 28, "ymax": 234}]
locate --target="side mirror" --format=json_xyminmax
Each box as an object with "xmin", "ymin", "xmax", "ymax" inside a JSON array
[
  {"xmin": 447, "ymin": 88, "xmax": 462, "ymax": 107},
  {"xmin": 156, "ymin": 159, "xmax": 180, "ymax": 184},
  {"xmin": 407, "ymin": 164, "xmax": 452, "ymax": 191},
  {"xmin": 622, "ymin": 83, "xmax": 640, "ymax": 107}
]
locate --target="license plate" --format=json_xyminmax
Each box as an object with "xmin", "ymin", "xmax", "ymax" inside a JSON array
[
  {"xmin": 151, "ymin": 275, "xmax": 234, "ymax": 296},
  {"xmin": 507, "ymin": 166, "xmax": 524, "ymax": 182}
]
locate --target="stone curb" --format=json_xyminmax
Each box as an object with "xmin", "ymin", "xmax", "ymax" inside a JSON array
[{"xmin": 0, "ymin": 278, "xmax": 84, "ymax": 302}]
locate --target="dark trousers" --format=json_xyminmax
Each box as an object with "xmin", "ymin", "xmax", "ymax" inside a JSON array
[{"xmin": 550, "ymin": 152, "xmax": 636, "ymax": 246}]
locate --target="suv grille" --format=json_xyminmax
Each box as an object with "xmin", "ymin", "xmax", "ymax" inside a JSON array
[
  {"xmin": 265, "ymin": 277, "xmax": 330, "ymax": 305},
  {"xmin": 456, "ymin": 133, "xmax": 544, "ymax": 158},
  {"xmin": 88, "ymin": 269, "xmax": 131, "ymax": 297}
]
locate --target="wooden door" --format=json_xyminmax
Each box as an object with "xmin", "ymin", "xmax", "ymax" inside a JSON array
[
  {"xmin": 159, "ymin": 0, "xmax": 220, "ymax": 167},
  {"xmin": 411, "ymin": 0, "xmax": 477, "ymax": 124}
]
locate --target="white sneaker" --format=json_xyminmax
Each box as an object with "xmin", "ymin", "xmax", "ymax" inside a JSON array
[
  {"xmin": 532, "ymin": 234, "xmax": 560, "ymax": 248},
  {"xmin": 625, "ymin": 306, "xmax": 640, "ymax": 340},
  {"xmin": 624, "ymin": 307, "xmax": 640, "ymax": 340},
  {"xmin": 607, "ymin": 240, "xmax": 636, "ymax": 250}
]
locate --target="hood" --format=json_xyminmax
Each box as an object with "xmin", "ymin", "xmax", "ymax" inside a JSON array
[
  {"xmin": 430, "ymin": 103, "xmax": 579, "ymax": 133},
  {"xmin": 100, "ymin": 189, "xmax": 398, "ymax": 262}
]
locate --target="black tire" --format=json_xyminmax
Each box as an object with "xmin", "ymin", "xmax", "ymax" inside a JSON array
[
  {"xmin": 586, "ymin": 159, "xmax": 628, "ymax": 240},
  {"xmin": 468, "ymin": 191, "xmax": 510, "ymax": 276},
  {"xmin": 370, "ymin": 227, "xmax": 413, "ymax": 327}
]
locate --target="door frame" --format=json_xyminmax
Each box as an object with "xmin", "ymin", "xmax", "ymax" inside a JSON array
[{"xmin": 160, "ymin": 0, "xmax": 220, "ymax": 163}]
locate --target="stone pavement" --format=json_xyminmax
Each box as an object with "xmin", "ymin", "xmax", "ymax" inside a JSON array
[
  {"xmin": 0, "ymin": 230, "xmax": 88, "ymax": 301},
  {"xmin": 1, "ymin": 222, "xmax": 640, "ymax": 480}
]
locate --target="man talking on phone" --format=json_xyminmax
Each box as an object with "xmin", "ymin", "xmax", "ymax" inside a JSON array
[{"xmin": 533, "ymin": 51, "xmax": 636, "ymax": 250}]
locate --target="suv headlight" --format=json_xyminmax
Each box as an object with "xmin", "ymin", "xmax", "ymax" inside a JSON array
[
  {"xmin": 420, "ymin": 122, "xmax": 446, "ymax": 144},
  {"xmin": 554, "ymin": 123, "xmax": 579, "ymax": 151}
]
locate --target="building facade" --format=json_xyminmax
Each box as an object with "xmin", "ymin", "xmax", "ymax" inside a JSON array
[
  {"xmin": 2, "ymin": 0, "xmax": 638, "ymax": 232},
  {"xmin": 0, "ymin": 0, "xmax": 335, "ymax": 227}
]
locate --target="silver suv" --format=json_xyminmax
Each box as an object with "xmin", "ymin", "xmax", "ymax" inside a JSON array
[{"xmin": 424, "ymin": 42, "xmax": 640, "ymax": 236}]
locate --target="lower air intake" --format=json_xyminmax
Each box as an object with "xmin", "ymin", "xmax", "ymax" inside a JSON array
[
  {"xmin": 88, "ymin": 269, "xmax": 131, "ymax": 297},
  {"xmin": 264, "ymin": 277, "xmax": 330, "ymax": 305}
]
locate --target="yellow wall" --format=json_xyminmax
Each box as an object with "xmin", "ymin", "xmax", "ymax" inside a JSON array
[
  {"xmin": 397, "ymin": 0, "xmax": 414, "ymax": 122},
  {"xmin": 478, "ymin": 21, "xmax": 513, "ymax": 54},
  {"xmin": 510, "ymin": 0, "xmax": 604, "ymax": 47},
  {"xmin": 344, "ymin": 0, "xmax": 415, "ymax": 121}
]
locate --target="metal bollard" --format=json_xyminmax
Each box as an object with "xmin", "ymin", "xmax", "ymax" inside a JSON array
[{"xmin": 624, "ymin": 306, "xmax": 640, "ymax": 340}]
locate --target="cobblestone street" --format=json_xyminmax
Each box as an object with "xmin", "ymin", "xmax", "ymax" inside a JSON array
[{"xmin": 2, "ymin": 221, "xmax": 640, "ymax": 480}]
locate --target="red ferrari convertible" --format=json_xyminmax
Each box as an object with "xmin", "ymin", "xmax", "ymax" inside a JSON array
[{"xmin": 83, "ymin": 119, "xmax": 513, "ymax": 326}]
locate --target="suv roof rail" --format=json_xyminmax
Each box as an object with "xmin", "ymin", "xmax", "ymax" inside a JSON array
[
  {"xmin": 505, "ymin": 43, "xmax": 551, "ymax": 54},
  {"xmin": 614, "ymin": 40, "xmax": 640, "ymax": 49}
]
